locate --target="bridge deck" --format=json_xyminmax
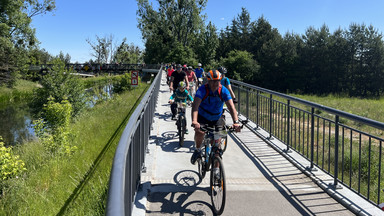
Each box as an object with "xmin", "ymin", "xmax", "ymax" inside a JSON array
[{"xmin": 132, "ymin": 72, "xmax": 377, "ymax": 215}]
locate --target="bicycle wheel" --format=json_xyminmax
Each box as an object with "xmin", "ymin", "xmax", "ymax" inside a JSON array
[
  {"xmin": 221, "ymin": 136, "xmax": 228, "ymax": 153},
  {"xmin": 178, "ymin": 115, "xmax": 185, "ymax": 146},
  {"xmin": 210, "ymin": 156, "xmax": 226, "ymax": 215},
  {"xmin": 197, "ymin": 157, "xmax": 206, "ymax": 180}
]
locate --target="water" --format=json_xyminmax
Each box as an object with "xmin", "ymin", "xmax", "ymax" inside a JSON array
[
  {"xmin": 0, "ymin": 103, "xmax": 36, "ymax": 146},
  {"xmin": 0, "ymin": 84, "xmax": 115, "ymax": 146}
]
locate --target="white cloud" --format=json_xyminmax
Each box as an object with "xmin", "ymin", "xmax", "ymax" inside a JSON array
[{"xmin": 220, "ymin": 17, "xmax": 225, "ymax": 21}]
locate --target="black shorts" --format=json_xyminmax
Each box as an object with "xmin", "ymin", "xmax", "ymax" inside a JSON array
[{"xmin": 197, "ymin": 114, "xmax": 225, "ymax": 127}]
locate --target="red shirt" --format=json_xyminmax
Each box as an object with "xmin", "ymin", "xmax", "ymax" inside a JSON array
[
  {"xmin": 167, "ymin": 68, "xmax": 175, "ymax": 77},
  {"xmin": 186, "ymin": 71, "xmax": 195, "ymax": 82}
]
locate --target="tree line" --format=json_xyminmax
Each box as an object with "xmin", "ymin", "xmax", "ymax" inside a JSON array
[{"xmin": 137, "ymin": 1, "xmax": 384, "ymax": 97}]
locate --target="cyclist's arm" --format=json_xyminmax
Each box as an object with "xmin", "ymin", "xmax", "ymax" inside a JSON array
[
  {"xmin": 225, "ymin": 99, "xmax": 241, "ymax": 132},
  {"xmin": 169, "ymin": 76, "xmax": 175, "ymax": 91},
  {"xmin": 184, "ymin": 76, "xmax": 190, "ymax": 90},
  {"xmin": 226, "ymin": 84, "xmax": 236, "ymax": 100},
  {"xmin": 193, "ymin": 72, "xmax": 198, "ymax": 82},
  {"xmin": 191, "ymin": 97, "xmax": 202, "ymax": 127}
]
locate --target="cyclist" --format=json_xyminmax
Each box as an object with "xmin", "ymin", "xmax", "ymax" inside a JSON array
[
  {"xmin": 169, "ymin": 81, "xmax": 193, "ymax": 133},
  {"xmin": 190, "ymin": 69, "xmax": 241, "ymax": 175},
  {"xmin": 170, "ymin": 64, "xmax": 189, "ymax": 93},
  {"xmin": 218, "ymin": 66, "xmax": 238, "ymax": 104},
  {"xmin": 167, "ymin": 65, "xmax": 175, "ymax": 86},
  {"xmin": 194, "ymin": 63, "xmax": 205, "ymax": 87},
  {"xmin": 186, "ymin": 66, "xmax": 198, "ymax": 96}
]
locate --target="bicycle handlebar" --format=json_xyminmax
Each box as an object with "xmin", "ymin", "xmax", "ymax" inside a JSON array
[{"xmin": 191, "ymin": 120, "xmax": 248, "ymax": 132}]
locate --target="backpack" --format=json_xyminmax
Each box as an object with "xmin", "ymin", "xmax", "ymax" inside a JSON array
[{"xmin": 202, "ymin": 84, "xmax": 223, "ymax": 102}]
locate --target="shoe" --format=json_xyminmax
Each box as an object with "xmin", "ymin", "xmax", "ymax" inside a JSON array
[
  {"xmin": 213, "ymin": 167, "xmax": 220, "ymax": 180},
  {"xmin": 185, "ymin": 129, "xmax": 189, "ymax": 134},
  {"xmin": 190, "ymin": 150, "xmax": 200, "ymax": 165}
]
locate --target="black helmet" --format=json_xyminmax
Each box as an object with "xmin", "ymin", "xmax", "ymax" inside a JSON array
[{"xmin": 217, "ymin": 66, "xmax": 227, "ymax": 74}]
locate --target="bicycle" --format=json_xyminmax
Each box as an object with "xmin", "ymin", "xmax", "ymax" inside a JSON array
[
  {"xmin": 188, "ymin": 81, "xmax": 196, "ymax": 98},
  {"xmin": 175, "ymin": 102, "xmax": 187, "ymax": 146},
  {"xmin": 195, "ymin": 120, "xmax": 247, "ymax": 215}
]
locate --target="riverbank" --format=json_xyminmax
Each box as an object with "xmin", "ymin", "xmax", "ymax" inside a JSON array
[{"xmin": 0, "ymin": 82, "xmax": 149, "ymax": 215}]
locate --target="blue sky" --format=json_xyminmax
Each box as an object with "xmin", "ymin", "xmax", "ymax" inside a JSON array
[{"xmin": 31, "ymin": 0, "xmax": 384, "ymax": 63}]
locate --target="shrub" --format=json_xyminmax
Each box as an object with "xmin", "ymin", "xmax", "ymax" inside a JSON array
[
  {"xmin": 33, "ymin": 97, "xmax": 77, "ymax": 155},
  {"xmin": 32, "ymin": 59, "xmax": 87, "ymax": 118},
  {"xmin": 0, "ymin": 137, "xmax": 26, "ymax": 180}
]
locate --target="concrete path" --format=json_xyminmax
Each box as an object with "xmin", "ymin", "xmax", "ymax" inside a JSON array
[{"xmin": 133, "ymin": 72, "xmax": 359, "ymax": 216}]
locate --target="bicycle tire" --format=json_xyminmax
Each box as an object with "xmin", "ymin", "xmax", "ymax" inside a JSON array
[
  {"xmin": 210, "ymin": 156, "xmax": 226, "ymax": 215},
  {"xmin": 197, "ymin": 157, "xmax": 206, "ymax": 179},
  {"xmin": 178, "ymin": 115, "xmax": 185, "ymax": 146},
  {"xmin": 221, "ymin": 136, "xmax": 228, "ymax": 153}
]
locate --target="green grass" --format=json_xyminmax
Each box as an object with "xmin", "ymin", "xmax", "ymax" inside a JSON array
[
  {"xmin": 235, "ymin": 88, "xmax": 384, "ymax": 204},
  {"xmin": 289, "ymin": 94, "xmax": 384, "ymax": 123},
  {"xmin": 0, "ymin": 79, "xmax": 39, "ymax": 105},
  {"xmin": 0, "ymin": 83, "xmax": 149, "ymax": 215}
]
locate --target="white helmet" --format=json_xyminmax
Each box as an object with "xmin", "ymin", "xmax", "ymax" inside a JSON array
[{"xmin": 197, "ymin": 63, "xmax": 202, "ymax": 67}]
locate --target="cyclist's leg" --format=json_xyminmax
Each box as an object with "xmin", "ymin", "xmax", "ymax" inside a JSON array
[
  {"xmin": 213, "ymin": 115, "xmax": 226, "ymax": 168},
  {"xmin": 171, "ymin": 103, "xmax": 177, "ymax": 118},
  {"xmin": 191, "ymin": 114, "xmax": 206, "ymax": 164}
]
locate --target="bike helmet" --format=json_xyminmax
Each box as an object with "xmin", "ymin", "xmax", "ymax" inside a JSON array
[
  {"xmin": 217, "ymin": 66, "xmax": 227, "ymax": 74},
  {"xmin": 178, "ymin": 81, "xmax": 186, "ymax": 89},
  {"xmin": 197, "ymin": 63, "xmax": 202, "ymax": 67},
  {"xmin": 176, "ymin": 64, "xmax": 182, "ymax": 69},
  {"xmin": 188, "ymin": 66, "xmax": 193, "ymax": 70},
  {"xmin": 206, "ymin": 70, "xmax": 222, "ymax": 81}
]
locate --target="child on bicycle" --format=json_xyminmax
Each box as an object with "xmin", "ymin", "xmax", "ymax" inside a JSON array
[{"xmin": 169, "ymin": 81, "xmax": 194, "ymax": 133}]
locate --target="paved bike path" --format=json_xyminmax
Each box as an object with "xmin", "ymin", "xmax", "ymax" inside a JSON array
[{"xmin": 133, "ymin": 72, "xmax": 354, "ymax": 215}]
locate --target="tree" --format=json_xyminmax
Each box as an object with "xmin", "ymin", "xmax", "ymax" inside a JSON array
[
  {"xmin": 113, "ymin": 38, "xmax": 143, "ymax": 64},
  {"xmin": 0, "ymin": 0, "xmax": 55, "ymax": 85},
  {"xmin": 86, "ymin": 34, "xmax": 115, "ymax": 64},
  {"xmin": 193, "ymin": 21, "xmax": 219, "ymax": 66},
  {"xmin": 136, "ymin": 0, "xmax": 207, "ymax": 63},
  {"xmin": 221, "ymin": 50, "xmax": 260, "ymax": 83},
  {"xmin": 249, "ymin": 16, "xmax": 282, "ymax": 89},
  {"xmin": 346, "ymin": 24, "xmax": 384, "ymax": 96}
]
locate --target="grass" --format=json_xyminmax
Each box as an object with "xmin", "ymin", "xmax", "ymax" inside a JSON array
[
  {"xmin": 0, "ymin": 79, "xmax": 39, "ymax": 106},
  {"xmin": 0, "ymin": 82, "xmax": 149, "ymax": 215},
  {"xmin": 235, "ymin": 87, "xmax": 384, "ymax": 205}
]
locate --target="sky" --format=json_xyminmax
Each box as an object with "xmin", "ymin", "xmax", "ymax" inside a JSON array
[{"xmin": 31, "ymin": 0, "xmax": 384, "ymax": 63}]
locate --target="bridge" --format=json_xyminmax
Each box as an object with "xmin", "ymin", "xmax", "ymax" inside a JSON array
[
  {"xmin": 106, "ymin": 67, "xmax": 384, "ymax": 215},
  {"xmin": 28, "ymin": 63, "xmax": 162, "ymax": 77}
]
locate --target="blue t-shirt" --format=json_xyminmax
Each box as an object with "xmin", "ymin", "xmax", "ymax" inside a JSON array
[
  {"xmin": 195, "ymin": 85, "xmax": 232, "ymax": 121},
  {"xmin": 194, "ymin": 68, "xmax": 204, "ymax": 78},
  {"xmin": 221, "ymin": 77, "xmax": 230, "ymax": 87}
]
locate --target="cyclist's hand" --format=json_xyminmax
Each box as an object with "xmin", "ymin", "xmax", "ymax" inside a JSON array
[
  {"xmin": 232, "ymin": 123, "xmax": 241, "ymax": 132},
  {"xmin": 168, "ymin": 100, "xmax": 173, "ymax": 104},
  {"xmin": 192, "ymin": 121, "xmax": 200, "ymax": 131}
]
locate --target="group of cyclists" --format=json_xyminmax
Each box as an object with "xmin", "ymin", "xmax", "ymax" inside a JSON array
[{"xmin": 165, "ymin": 63, "xmax": 241, "ymax": 175}]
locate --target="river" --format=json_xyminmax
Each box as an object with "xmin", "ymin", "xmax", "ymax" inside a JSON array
[{"xmin": 0, "ymin": 84, "xmax": 115, "ymax": 146}]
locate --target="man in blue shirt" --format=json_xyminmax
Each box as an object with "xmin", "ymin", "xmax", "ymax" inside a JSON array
[{"xmin": 190, "ymin": 69, "xmax": 241, "ymax": 165}]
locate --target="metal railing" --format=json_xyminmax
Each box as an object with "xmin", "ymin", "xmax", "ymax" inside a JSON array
[
  {"xmin": 231, "ymin": 79, "xmax": 384, "ymax": 208},
  {"xmin": 106, "ymin": 67, "xmax": 162, "ymax": 215}
]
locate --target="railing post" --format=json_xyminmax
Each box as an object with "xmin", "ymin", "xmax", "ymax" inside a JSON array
[
  {"xmin": 237, "ymin": 85, "xmax": 241, "ymax": 115},
  {"xmin": 269, "ymin": 94, "xmax": 273, "ymax": 139},
  {"xmin": 246, "ymin": 89, "xmax": 249, "ymax": 119},
  {"xmin": 310, "ymin": 108, "xmax": 317, "ymax": 171},
  {"xmin": 333, "ymin": 115, "xmax": 342, "ymax": 189},
  {"xmin": 285, "ymin": 100, "xmax": 291, "ymax": 153},
  {"xmin": 256, "ymin": 90, "xmax": 259, "ymax": 129}
]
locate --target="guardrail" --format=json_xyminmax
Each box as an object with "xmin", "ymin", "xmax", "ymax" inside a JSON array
[
  {"xmin": 230, "ymin": 79, "xmax": 384, "ymax": 209},
  {"xmin": 106, "ymin": 67, "xmax": 163, "ymax": 215}
]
